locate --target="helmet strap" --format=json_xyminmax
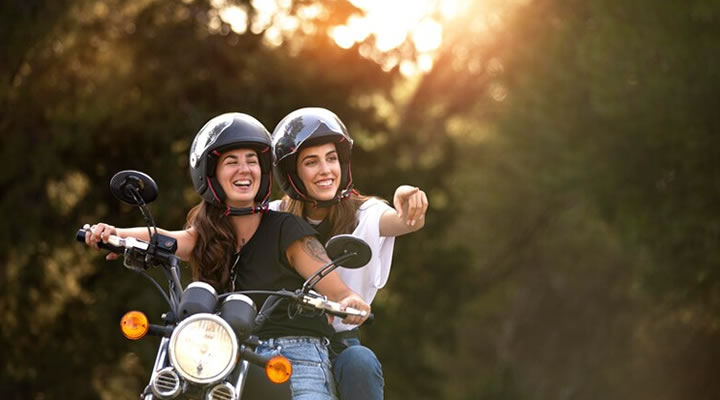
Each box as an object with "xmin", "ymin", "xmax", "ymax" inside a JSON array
[
  {"xmin": 224, "ymin": 203, "xmax": 269, "ymax": 216},
  {"xmin": 207, "ymin": 176, "xmax": 225, "ymax": 204}
]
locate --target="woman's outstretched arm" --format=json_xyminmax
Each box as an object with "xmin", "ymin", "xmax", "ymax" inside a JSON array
[{"xmin": 84, "ymin": 223, "xmax": 197, "ymax": 261}]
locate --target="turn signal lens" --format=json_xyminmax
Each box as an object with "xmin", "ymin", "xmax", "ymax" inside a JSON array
[
  {"xmin": 120, "ymin": 311, "xmax": 149, "ymax": 340},
  {"xmin": 266, "ymin": 355, "xmax": 292, "ymax": 384}
]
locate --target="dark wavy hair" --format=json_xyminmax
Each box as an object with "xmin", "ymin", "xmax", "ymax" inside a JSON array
[{"xmin": 185, "ymin": 200, "xmax": 236, "ymax": 291}]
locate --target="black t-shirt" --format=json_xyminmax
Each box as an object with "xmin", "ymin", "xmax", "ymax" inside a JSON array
[
  {"xmin": 310, "ymin": 217, "xmax": 333, "ymax": 245},
  {"xmin": 232, "ymin": 210, "xmax": 334, "ymax": 339}
]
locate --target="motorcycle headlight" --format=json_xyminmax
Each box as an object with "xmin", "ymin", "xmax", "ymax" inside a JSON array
[{"xmin": 168, "ymin": 314, "xmax": 238, "ymax": 384}]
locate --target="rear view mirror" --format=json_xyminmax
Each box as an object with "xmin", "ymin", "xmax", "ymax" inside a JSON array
[
  {"xmin": 109, "ymin": 170, "xmax": 158, "ymax": 206},
  {"xmin": 325, "ymin": 234, "xmax": 371, "ymax": 269}
]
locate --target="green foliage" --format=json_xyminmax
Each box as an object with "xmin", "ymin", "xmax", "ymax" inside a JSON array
[
  {"xmin": 0, "ymin": 1, "xmax": 394, "ymax": 398},
  {"xmin": 436, "ymin": 0, "xmax": 720, "ymax": 398}
]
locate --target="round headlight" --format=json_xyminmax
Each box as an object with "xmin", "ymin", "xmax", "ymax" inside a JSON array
[{"xmin": 168, "ymin": 314, "xmax": 238, "ymax": 384}]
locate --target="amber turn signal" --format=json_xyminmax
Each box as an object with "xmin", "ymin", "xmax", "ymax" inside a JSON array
[
  {"xmin": 266, "ymin": 355, "xmax": 292, "ymax": 384},
  {"xmin": 120, "ymin": 311, "xmax": 149, "ymax": 340}
]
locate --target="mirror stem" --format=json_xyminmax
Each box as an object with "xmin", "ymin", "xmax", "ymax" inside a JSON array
[
  {"xmin": 127, "ymin": 186, "xmax": 159, "ymax": 241},
  {"xmin": 301, "ymin": 251, "xmax": 357, "ymax": 293}
]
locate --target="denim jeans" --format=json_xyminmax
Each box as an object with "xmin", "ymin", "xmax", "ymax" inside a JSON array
[
  {"xmin": 330, "ymin": 330, "xmax": 384, "ymax": 400},
  {"xmin": 255, "ymin": 336, "xmax": 338, "ymax": 400}
]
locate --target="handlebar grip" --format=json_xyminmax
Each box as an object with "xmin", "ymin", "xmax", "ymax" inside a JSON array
[
  {"xmin": 300, "ymin": 294, "xmax": 375, "ymax": 325},
  {"xmin": 76, "ymin": 229, "xmax": 124, "ymax": 254},
  {"xmin": 329, "ymin": 308, "xmax": 374, "ymax": 325}
]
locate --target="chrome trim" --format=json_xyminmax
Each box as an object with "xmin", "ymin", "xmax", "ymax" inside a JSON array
[
  {"xmin": 206, "ymin": 382, "xmax": 236, "ymax": 400},
  {"xmin": 145, "ymin": 336, "xmax": 171, "ymax": 399},
  {"xmin": 151, "ymin": 337, "xmax": 171, "ymax": 376},
  {"xmin": 233, "ymin": 359, "xmax": 250, "ymax": 396},
  {"xmin": 108, "ymin": 235, "xmax": 149, "ymax": 250},
  {"xmin": 151, "ymin": 367, "xmax": 181, "ymax": 398},
  {"xmin": 186, "ymin": 281, "xmax": 218, "ymax": 296},
  {"xmin": 223, "ymin": 294, "xmax": 256, "ymax": 311}
]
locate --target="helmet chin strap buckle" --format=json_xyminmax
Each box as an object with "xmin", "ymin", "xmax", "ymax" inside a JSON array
[
  {"xmin": 341, "ymin": 188, "xmax": 355, "ymax": 199},
  {"xmin": 254, "ymin": 203, "xmax": 270, "ymax": 214}
]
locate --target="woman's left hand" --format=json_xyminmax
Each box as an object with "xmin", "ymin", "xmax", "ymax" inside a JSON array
[{"xmin": 338, "ymin": 293, "xmax": 371, "ymax": 325}]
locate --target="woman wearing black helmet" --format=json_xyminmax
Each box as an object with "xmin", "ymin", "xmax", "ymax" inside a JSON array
[
  {"xmin": 86, "ymin": 112, "xmax": 370, "ymax": 400},
  {"xmin": 270, "ymin": 107, "xmax": 429, "ymax": 400}
]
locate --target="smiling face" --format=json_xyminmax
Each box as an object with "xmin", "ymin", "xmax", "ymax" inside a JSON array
[
  {"xmin": 296, "ymin": 142, "xmax": 341, "ymax": 202},
  {"xmin": 215, "ymin": 148, "xmax": 261, "ymax": 208}
]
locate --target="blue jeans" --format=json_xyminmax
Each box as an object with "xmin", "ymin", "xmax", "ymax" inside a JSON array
[
  {"xmin": 330, "ymin": 330, "xmax": 384, "ymax": 400},
  {"xmin": 255, "ymin": 336, "xmax": 338, "ymax": 400}
]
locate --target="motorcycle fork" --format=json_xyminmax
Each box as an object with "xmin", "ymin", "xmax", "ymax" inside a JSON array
[
  {"xmin": 142, "ymin": 337, "xmax": 171, "ymax": 400},
  {"xmin": 231, "ymin": 359, "xmax": 250, "ymax": 398}
]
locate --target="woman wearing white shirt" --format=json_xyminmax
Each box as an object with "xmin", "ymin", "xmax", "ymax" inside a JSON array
[{"xmin": 269, "ymin": 107, "xmax": 429, "ymax": 400}]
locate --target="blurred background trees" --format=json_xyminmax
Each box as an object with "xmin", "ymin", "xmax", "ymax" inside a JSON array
[{"xmin": 2, "ymin": 0, "xmax": 719, "ymax": 399}]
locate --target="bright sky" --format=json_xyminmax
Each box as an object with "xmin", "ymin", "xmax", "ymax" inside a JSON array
[
  {"xmin": 213, "ymin": 0, "xmax": 477, "ymax": 75},
  {"xmin": 329, "ymin": 0, "xmax": 469, "ymax": 74}
]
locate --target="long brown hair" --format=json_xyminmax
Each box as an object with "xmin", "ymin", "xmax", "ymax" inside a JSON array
[
  {"xmin": 279, "ymin": 191, "xmax": 372, "ymax": 237},
  {"xmin": 185, "ymin": 200, "xmax": 236, "ymax": 291}
]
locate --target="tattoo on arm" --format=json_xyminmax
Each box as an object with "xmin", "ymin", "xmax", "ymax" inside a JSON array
[{"xmin": 302, "ymin": 236, "xmax": 330, "ymax": 263}]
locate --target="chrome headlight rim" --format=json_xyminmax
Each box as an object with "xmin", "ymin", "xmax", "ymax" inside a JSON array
[{"xmin": 168, "ymin": 313, "xmax": 239, "ymax": 384}]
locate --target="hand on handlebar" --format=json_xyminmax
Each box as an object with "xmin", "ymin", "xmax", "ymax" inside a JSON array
[
  {"xmin": 337, "ymin": 293, "xmax": 371, "ymax": 326},
  {"xmin": 85, "ymin": 223, "xmax": 121, "ymax": 260}
]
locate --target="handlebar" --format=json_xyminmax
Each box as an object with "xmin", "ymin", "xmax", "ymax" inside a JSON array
[
  {"xmin": 76, "ymin": 225, "xmax": 148, "ymax": 254},
  {"xmin": 76, "ymin": 225, "xmax": 183, "ymax": 308},
  {"xmin": 301, "ymin": 293, "xmax": 374, "ymax": 324},
  {"xmin": 226, "ymin": 289, "xmax": 375, "ymax": 325},
  {"xmin": 78, "ymin": 226, "xmax": 373, "ymax": 324}
]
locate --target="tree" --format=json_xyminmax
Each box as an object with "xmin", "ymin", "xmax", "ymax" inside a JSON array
[{"xmin": 0, "ymin": 1, "xmax": 395, "ymax": 398}]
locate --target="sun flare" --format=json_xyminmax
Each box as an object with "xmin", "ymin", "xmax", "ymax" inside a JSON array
[
  {"xmin": 213, "ymin": 0, "xmax": 516, "ymax": 75},
  {"xmin": 331, "ymin": 0, "xmax": 450, "ymax": 51},
  {"xmin": 328, "ymin": 0, "xmax": 475, "ymax": 74}
]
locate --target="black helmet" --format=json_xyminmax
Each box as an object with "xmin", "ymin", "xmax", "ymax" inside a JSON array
[
  {"xmin": 189, "ymin": 113, "xmax": 272, "ymax": 215},
  {"xmin": 271, "ymin": 107, "xmax": 353, "ymax": 206}
]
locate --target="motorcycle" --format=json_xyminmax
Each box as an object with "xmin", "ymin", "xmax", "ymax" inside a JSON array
[{"xmin": 76, "ymin": 170, "xmax": 372, "ymax": 400}]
